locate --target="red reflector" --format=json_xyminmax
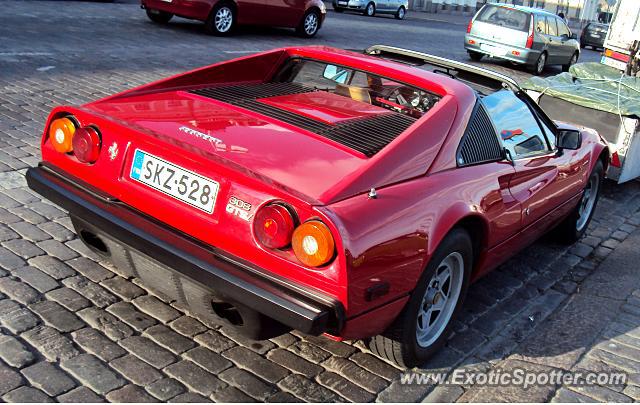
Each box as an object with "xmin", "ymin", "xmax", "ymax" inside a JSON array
[
  {"xmin": 254, "ymin": 204, "xmax": 295, "ymax": 249},
  {"xmin": 611, "ymin": 151, "xmax": 622, "ymax": 168},
  {"xmin": 466, "ymin": 19, "xmax": 473, "ymax": 33},
  {"xmin": 512, "ymin": 50, "xmax": 520, "ymax": 56},
  {"xmin": 468, "ymin": 39, "xmax": 475, "ymax": 44},
  {"xmin": 72, "ymin": 127, "xmax": 101, "ymax": 163}
]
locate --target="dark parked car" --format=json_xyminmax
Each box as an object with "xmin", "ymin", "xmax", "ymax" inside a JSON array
[
  {"xmin": 142, "ymin": 0, "xmax": 326, "ymax": 37},
  {"xmin": 580, "ymin": 22, "xmax": 609, "ymax": 50}
]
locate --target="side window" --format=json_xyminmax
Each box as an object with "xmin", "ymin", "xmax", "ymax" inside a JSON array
[
  {"xmin": 483, "ymin": 90, "xmax": 550, "ymax": 159},
  {"xmin": 557, "ymin": 19, "xmax": 570, "ymax": 37},
  {"xmin": 545, "ymin": 16, "xmax": 558, "ymax": 36},
  {"xmin": 457, "ymin": 103, "xmax": 504, "ymax": 166},
  {"xmin": 535, "ymin": 15, "xmax": 546, "ymax": 34}
]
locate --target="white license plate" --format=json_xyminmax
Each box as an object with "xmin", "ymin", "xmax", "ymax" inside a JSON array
[
  {"xmin": 130, "ymin": 149, "xmax": 219, "ymax": 214},
  {"xmin": 590, "ymin": 33, "xmax": 600, "ymax": 38},
  {"xmin": 480, "ymin": 43, "xmax": 507, "ymax": 57}
]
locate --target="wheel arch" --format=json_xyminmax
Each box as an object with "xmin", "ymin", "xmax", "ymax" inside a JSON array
[{"xmin": 303, "ymin": 6, "xmax": 324, "ymax": 27}]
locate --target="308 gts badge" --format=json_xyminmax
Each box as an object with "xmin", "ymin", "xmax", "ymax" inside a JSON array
[{"xmin": 226, "ymin": 196, "xmax": 252, "ymax": 221}]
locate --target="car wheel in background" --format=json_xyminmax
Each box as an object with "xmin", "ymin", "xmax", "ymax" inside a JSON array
[
  {"xmin": 366, "ymin": 228, "xmax": 472, "ymax": 367},
  {"xmin": 364, "ymin": 2, "xmax": 375, "ymax": 16},
  {"xmin": 205, "ymin": 3, "xmax": 236, "ymax": 36},
  {"xmin": 555, "ymin": 160, "xmax": 604, "ymax": 244},
  {"xmin": 395, "ymin": 6, "xmax": 405, "ymax": 20},
  {"xmin": 146, "ymin": 9, "xmax": 174, "ymax": 24},
  {"xmin": 296, "ymin": 9, "xmax": 321, "ymax": 38},
  {"xmin": 468, "ymin": 51, "xmax": 483, "ymax": 61},
  {"xmin": 562, "ymin": 52, "xmax": 579, "ymax": 72},
  {"xmin": 530, "ymin": 51, "xmax": 547, "ymax": 75}
]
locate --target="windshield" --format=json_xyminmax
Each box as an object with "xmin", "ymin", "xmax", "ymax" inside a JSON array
[{"xmin": 476, "ymin": 5, "xmax": 530, "ymax": 32}]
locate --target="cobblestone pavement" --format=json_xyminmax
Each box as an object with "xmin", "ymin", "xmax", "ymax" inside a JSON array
[{"xmin": 1, "ymin": 0, "xmax": 639, "ymax": 402}]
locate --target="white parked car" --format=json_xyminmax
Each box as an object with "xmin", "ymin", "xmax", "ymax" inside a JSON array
[{"xmin": 332, "ymin": 0, "xmax": 408, "ymax": 19}]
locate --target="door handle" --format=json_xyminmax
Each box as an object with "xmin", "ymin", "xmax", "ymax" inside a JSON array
[{"xmin": 529, "ymin": 181, "xmax": 545, "ymax": 194}]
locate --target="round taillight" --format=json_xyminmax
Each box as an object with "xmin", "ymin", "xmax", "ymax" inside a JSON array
[
  {"xmin": 254, "ymin": 204, "xmax": 295, "ymax": 249},
  {"xmin": 72, "ymin": 127, "xmax": 101, "ymax": 164},
  {"xmin": 292, "ymin": 220, "xmax": 335, "ymax": 267},
  {"xmin": 49, "ymin": 117, "xmax": 76, "ymax": 153}
]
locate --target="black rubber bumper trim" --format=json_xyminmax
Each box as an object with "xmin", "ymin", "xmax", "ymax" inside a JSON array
[{"xmin": 26, "ymin": 165, "xmax": 343, "ymax": 335}]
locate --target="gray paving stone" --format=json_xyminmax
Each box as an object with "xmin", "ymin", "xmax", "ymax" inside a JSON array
[
  {"xmin": 322, "ymin": 356, "xmax": 388, "ymax": 393},
  {"xmin": 61, "ymin": 354, "xmax": 125, "ymax": 395},
  {"xmin": 270, "ymin": 333, "xmax": 298, "ymax": 348},
  {"xmin": 106, "ymin": 384, "xmax": 157, "ymax": 403},
  {"xmin": 110, "ymin": 354, "xmax": 163, "ymax": 386},
  {"xmin": 220, "ymin": 326, "xmax": 276, "ymax": 354},
  {"xmin": 21, "ymin": 361, "xmax": 77, "ymax": 396},
  {"xmin": 422, "ymin": 384, "xmax": 464, "ymax": 402},
  {"xmin": 223, "ymin": 346, "xmax": 289, "ymax": 384},
  {"xmin": 9, "ymin": 221, "xmax": 51, "ymax": 242},
  {"xmin": 0, "ymin": 275, "xmax": 39, "ymax": 305},
  {"xmin": 0, "ymin": 299, "xmax": 40, "ymax": 333},
  {"xmin": 2, "ymin": 386, "xmax": 53, "ymax": 402},
  {"xmin": 45, "ymin": 287, "xmax": 90, "ymax": 312},
  {"xmin": 71, "ymin": 328, "xmax": 127, "ymax": 362},
  {"xmin": 146, "ymin": 378, "xmax": 186, "ymax": 401},
  {"xmin": 183, "ymin": 346, "xmax": 232, "ymax": 374},
  {"xmin": 349, "ymin": 352, "xmax": 401, "ymax": 381},
  {"xmin": 0, "ymin": 360, "xmax": 23, "ymax": 396},
  {"xmin": 568, "ymin": 384, "xmax": 632, "ymax": 402},
  {"xmin": 623, "ymin": 385, "xmax": 640, "ymax": 400},
  {"xmin": 38, "ymin": 221, "xmax": 75, "ymax": 242},
  {"xmin": 12, "ymin": 265, "xmax": 58, "ymax": 293},
  {"xmin": 10, "ymin": 206, "xmax": 46, "ymax": 224},
  {"xmin": 587, "ymin": 348, "xmax": 640, "ymax": 373},
  {"xmin": 266, "ymin": 391, "xmax": 302, "ymax": 402},
  {"xmin": 317, "ymin": 371, "xmax": 376, "ymax": 402},
  {"xmin": 267, "ymin": 348, "xmax": 323, "ymax": 378},
  {"xmin": 144, "ymin": 324, "xmax": 195, "ymax": 354},
  {"xmin": 132, "ymin": 295, "xmax": 180, "ymax": 323},
  {"xmin": 57, "ymin": 386, "xmax": 105, "ymax": 403},
  {"xmin": 101, "ymin": 276, "xmax": 145, "ymax": 301},
  {"xmin": 106, "ymin": 301, "xmax": 157, "ymax": 332},
  {"xmin": 288, "ymin": 341, "xmax": 331, "ymax": 363},
  {"xmin": 66, "ymin": 257, "xmax": 112, "ymax": 283},
  {"xmin": 119, "ymin": 335, "xmax": 177, "ymax": 368},
  {"xmin": 194, "ymin": 330, "xmax": 236, "ymax": 353},
  {"xmin": 170, "ymin": 315, "xmax": 208, "ymax": 337},
  {"xmin": 212, "ymin": 386, "xmax": 257, "ymax": 402},
  {"xmin": 63, "ymin": 276, "xmax": 117, "ymax": 308},
  {"xmin": 277, "ymin": 374, "xmax": 342, "ymax": 402},
  {"xmin": 299, "ymin": 334, "xmax": 357, "ymax": 358},
  {"xmin": 219, "ymin": 367, "xmax": 277, "ymax": 400},
  {"xmin": 0, "ymin": 224, "xmax": 19, "ymax": 242},
  {"xmin": 22, "ymin": 325, "xmax": 80, "ymax": 362},
  {"xmin": 29, "ymin": 300, "xmax": 85, "ymax": 332},
  {"xmin": 551, "ymin": 387, "xmax": 595, "ymax": 402},
  {"xmin": 169, "ymin": 392, "xmax": 212, "ymax": 403},
  {"xmin": 28, "ymin": 255, "xmax": 75, "ymax": 280},
  {"xmin": 0, "ymin": 333, "xmax": 35, "ymax": 368},
  {"xmin": 3, "ymin": 238, "xmax": 45, "ymax": 259},
  {"xmin": 36, "ymin": 239, "xmax": 78, "ymax": 261},
  {"xmin": 164, "ymin": 360, "xmax": 227, "ymax": 397}
]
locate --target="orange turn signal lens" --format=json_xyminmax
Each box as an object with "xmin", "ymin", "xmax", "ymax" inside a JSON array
[
  {"xmin": 292, "ymin": 220, "xmax": 335, "ymax": 267},
  {"xmin": 49, "ymin": 117, "xmax": 76, "ymax": 153}
]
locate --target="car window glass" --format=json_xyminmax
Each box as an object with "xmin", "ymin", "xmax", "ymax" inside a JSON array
[
  {"xmin": 557, "ymin": 19, "xmax": 570, "ymax": 37},
  {"xmin": 476, "ymin": 5, "xmax": 529, "ymax": 32},
  {"xmin": 535, "ymin": 15, "xmax": 546, "ymax": 34},
  {"xmin": 546, "ymin": 16, "xmax": 558, "ymax": 36},
  {"xmin": 483, "ymin": 90, "xmax": 549, "ymax": 158}
]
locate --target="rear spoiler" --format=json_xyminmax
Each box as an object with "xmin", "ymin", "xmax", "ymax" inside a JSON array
[{"xmin": 364, "ymin": 45, "xmax": 521, "ymax": 93}]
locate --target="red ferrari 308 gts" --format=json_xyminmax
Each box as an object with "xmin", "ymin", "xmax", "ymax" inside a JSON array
[
  {"xmin": 27, "ymin": 46, "xmax": 608, "ymax": 367},
  {"xmin": 142, "ymin": 0, "xmax": 326, "ymax": 37}
]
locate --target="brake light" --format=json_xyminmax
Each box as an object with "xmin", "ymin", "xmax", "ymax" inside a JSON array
[
  {"xmin": 611, "ymin": 151, "xmax": 621, "ymax": 168},
  {"xmin": 292, "ymin": 220, "xmax": 335, "ymax": 267},
  {"xmin": 254, "ymin": 204, "xmax": 295, "ymax": 249},
  {"xmin": 525, "ymin": 16, "xmax": 534, "ymax": 49},
  {"xmin": 49, "ymin": 117, "xmax": 76, "ymax": 153},
  {"xmin": 466, "ymin": 19, "xmax": 473, "ymax": 33},
  {"xmin": 72, "ymin": 127, "xmax": 101, "ymax": 164}
]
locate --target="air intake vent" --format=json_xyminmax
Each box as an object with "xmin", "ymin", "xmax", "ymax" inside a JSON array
[
  {"xmin": 190, "ymin": 83, "xmax": 417, "ymax": 157},
  {"xmin": 457, "ymin": 103, "xmax": 503, "ymax": 166}
]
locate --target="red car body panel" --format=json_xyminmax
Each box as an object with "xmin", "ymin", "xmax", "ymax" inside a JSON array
[{"xmin": 32, "ymin": 46, "xmax": 607, "ymax": 340}]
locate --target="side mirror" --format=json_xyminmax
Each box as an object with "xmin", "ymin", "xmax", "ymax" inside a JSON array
[
  {"xmin": 570, "ymin": 32, "xmax": 578, "ymax": 40},
  {"xmin": 557, "ymin": 129, "xmax": 582, "ymax": 150}
]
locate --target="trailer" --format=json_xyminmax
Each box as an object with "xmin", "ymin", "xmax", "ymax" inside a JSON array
[
  {"xmin": 523, "ymin": 63, "xmax": 640, "ymax": 183},
  {"xmin": 601, "ymin": 0, "xmax": 640, "ymax": 73}
]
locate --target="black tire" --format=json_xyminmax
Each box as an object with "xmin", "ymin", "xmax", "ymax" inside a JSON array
[
  {"xmin": 363, "ymin": 2, "xmax": 375, "ymax": 16},
  {"xmin": 530, "ymin": 51, "xmax": 547, "ymax": 75},
  {"xmin": 205, "ymin": 3, "xmax": 236, "ymax": 36},
  {"xmin": 146, "ymin": 9, "xmax": 173, "ymax": 24},
  {"xmin": 296, "ymin": 9, "xmax": 321, "ymax": 38},
  {"xmin": 555, "ymin": 160, "xmax": 604, "ymax": 244},
  {"xmin": 366, "ymin": 228, "xmax": 473, "ymax": 368},
  {"xmin": 395, "ymin": 6, "xmax": 406, "ymax": 20},
  {"xmin": 468, "ymin": 51, "xmax": 483, "ymax": 61},
  {"xmin": 562, "ymin": 52, "xmax": 579, "ymax": 72}
]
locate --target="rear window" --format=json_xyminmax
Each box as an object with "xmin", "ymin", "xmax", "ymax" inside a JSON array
[{"xmin": 476, "ymin": 5, "xmax": 530, "ymax": 32}]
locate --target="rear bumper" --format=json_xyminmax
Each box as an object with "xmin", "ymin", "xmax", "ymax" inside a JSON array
[
  {"xmin": 26, "ymin": 164, "xmax": 344, "ymax": 336},
  {"xmin": 464, "ymin": 34, "xmax": 538, "ymax": 65}
]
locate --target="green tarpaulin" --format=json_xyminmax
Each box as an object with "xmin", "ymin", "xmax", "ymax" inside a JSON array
[{"xmin": 522, "ymin": 62, "xmax": 640, "ymax": 117}]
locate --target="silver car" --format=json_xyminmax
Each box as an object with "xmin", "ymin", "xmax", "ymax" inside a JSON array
[
  {"xmin": 464, "ymin": 4, "xmax": 580, "ymax": 75},
  {"xmin": 332, "ymin": 0, "xmax": 408, "ymax": 19}
]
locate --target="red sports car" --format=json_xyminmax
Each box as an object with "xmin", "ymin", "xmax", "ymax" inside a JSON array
[
  {"xmin": 142, "ymin": 0, "xmax": 326, "ymax": 37},
  {"xmin": 27, "ymin": 46, "xmax": 608, "ymax": 367}
]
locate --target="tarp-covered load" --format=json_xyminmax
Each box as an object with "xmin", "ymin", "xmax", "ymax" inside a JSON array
[{"xmin": 522, "ymin": 62, "xmax": 640, "ymax": 117}]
